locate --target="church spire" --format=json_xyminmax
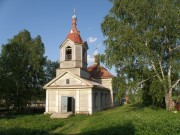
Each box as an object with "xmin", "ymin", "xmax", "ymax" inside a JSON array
[
  {"xmin": 71, "ymin": 8, "xmax": 78, "ymax": 34},
  {"xmin": 66, "ymin": 9, "xmax": 83, "ymax": 43}
]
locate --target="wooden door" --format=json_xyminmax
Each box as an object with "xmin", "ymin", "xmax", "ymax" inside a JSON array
[{"xmin": 61, "ymin": 96, "xmax": 68, "ymax": 112}]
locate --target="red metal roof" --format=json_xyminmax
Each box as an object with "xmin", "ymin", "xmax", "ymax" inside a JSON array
[
  {"xmin": 66, "ymin": 15, "xmax": 84, "ymax": 44},
  {"xmin": 87, "ymin": 64, "xmax": 114, "ymax": 79},
  {"xmin": 67, "ymin": 32, "xmax": 84, "ymax": 44}
]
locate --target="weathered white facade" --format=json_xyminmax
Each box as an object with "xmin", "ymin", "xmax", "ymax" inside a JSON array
[{"xmin": 44, "ymin": 13, "xmax": 115, "ymax": 115}]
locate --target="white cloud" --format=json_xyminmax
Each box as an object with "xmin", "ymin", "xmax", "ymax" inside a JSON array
[
  {"xmin": 87, "ymin": 37, "xmax": 97, "ymax": 43},
  {"xmin": 87, "ymin": 54, "xmax": 94, "ymax": 65}
]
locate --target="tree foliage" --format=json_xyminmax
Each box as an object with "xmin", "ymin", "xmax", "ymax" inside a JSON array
[
  {"xmin": 44, "ymin": 59, "xmax": 59, "ymax": 83},
  {"xmin": 101, "ymin": 0, "xmax": 180, "ymax": 110},
  {"xmin": 149, "ymin": 79, "xmax": 165, "ymax": 107},
  {"xmin": 0, "ymin": 30, "xmax": 46, "ymax": 110}
]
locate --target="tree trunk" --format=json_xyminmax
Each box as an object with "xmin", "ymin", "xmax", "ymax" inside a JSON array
[{"xmin": 165, "ymin": 90, "xmax": 173, "ymax": 111}]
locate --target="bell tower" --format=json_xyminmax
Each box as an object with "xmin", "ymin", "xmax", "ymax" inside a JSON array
[{"xmin": 56, "ymin": 11, "xmax": 89, "ymax": 79}]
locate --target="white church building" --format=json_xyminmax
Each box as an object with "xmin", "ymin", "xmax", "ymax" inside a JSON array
[{"xmin": 43, "ymin": 13, "xmax": 116, "ymax": 116}]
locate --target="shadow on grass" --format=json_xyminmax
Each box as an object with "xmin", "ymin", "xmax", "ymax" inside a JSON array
[
  {"xmin": 124, "ymin": 103, "xmax": 165, "ymax": 112},
  {"xmin": 78, "ymin": 122, "xmax": 135, "ymax": 135},
  {"xmin": 0, "ymin": 127, "xmax": 48, "ymax": 135},
  {"xmin": 126, "ymin": 104, "xmax": 145, "ymax": 111},
  {"xmin": 0, "ymin": 110, "xmax": 47, "ymax": 120},
  {"xmin": 0, "ymin": 113, "xmax": 41, "ymax": 120},
  {"xmin": 48, "ymin": 122, "xmax": 135, "ymax": 135},
  {"xmin": 0, "ymin": 119, "xmax": 135, "ymax": 135}
]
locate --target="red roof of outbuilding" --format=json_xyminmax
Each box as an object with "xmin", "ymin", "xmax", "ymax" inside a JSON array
[{"xmin": 87, "ymin": 64, "xmax": 114, "ymax": 79}]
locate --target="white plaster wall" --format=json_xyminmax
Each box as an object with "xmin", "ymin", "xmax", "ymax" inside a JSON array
[
  {"xmin": 56, "ymin": 68, "xmax": 80, "ymax": 76},
  {"xmin": 60, "ymin": 40, "xmax": 74, "ymax": 62},
  {"xmin": 101, "ymin": 78, "xmax": 112, "ymax": 90},
  {"xmin": 48, "ymin": 90, "xmax": 56, "ymax": 112},
  {"xmin": 79, "ymin": 90, "xmax": 88, "ymax": 112},
  {"xmin": 75, "ymin": 45, "xmax": 82, "ymax": 61},
  {"xmin": 76, "ymin": 88, "xmax": 92, "ymax": 114},
  {"xmin": 46, "ymin": 88, "xmax": 92, "ymax": 114},
  {"xmin": 56, "ymin": 68, "xmax": 89, "ymax": 79},
  {"xmin": 60, "ymin": 41, "xmax": 87, "ymax": 69},
  {"xmin": 60, "ymin": 61, "xmax": 75, "ymax": 68}
]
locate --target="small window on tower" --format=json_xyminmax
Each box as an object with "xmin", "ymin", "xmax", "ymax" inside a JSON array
[
  {"xmin": 66, "ymin": 79, "xmax": 70, "ymax": 84},
  {"xmin": 65, "ymin": 46, "xmax": 72, "ymax": 60}
]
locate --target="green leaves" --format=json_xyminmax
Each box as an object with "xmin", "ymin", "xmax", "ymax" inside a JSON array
[
  {"xmin": 0, "ymin": 30, "xmax": 46, "ymax": 109},
  {"xmin": 101, "ymin": 0, "xmax": 180, "ymax": 108},
  {"xmin": 44, "ymin": 60, "xmax": 59, "ymax": 83},
  {"xmin": 149, "ymin": 79, "xmax": 165, "ymax": 107}
]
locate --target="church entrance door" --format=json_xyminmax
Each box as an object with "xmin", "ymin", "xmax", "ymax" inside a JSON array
[{"xmin": 61, "ymin": 96, "xmax": 74, "ymax": 113}]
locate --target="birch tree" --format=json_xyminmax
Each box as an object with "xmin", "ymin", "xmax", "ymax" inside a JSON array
[{"xmin": 101, "ymin": 0, "xmax": 180, "ymax": 110}]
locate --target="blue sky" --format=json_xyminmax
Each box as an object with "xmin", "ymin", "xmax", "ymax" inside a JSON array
[{"xmin": 0, "ymin": 0, "xmax": 115, "ymax": 74}]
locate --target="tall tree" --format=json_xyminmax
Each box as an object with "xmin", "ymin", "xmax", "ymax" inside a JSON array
[
  {"xmin": 0, "ymin": 30, "xmax": 46, "ymax": 110},
  {"xmin": 43, "ymin": 59, "xmax": 59, "ymax": 83},
  {"xmin": 101, "ymin": 0, "xmax": 180, "ymax": 110}
]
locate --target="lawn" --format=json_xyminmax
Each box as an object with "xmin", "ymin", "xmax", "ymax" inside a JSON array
[{"xmin": 0, "ymin": 105, "xmax": 180, "ymax": 135}]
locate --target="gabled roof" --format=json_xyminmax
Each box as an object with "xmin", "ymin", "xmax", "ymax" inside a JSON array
[
  {"xmin": 43, "ymin": 70, "xmax": 108, "ymax": 90},
  {"xmin": 87, "ymin": 64, "xmax": 114, "ymax": 79}
]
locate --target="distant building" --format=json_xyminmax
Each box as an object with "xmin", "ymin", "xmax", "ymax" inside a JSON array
[{"xmin": 43, "ymin": 13, "xmax": 116, "ymax": 116}]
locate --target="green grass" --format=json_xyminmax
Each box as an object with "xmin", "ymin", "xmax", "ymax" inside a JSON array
[
  {"xmin": 0, "ymin": 114, "xmax": 64, "ymax": 135},
  {"xmin": 0, "ymin": 105, "xmax": 180, "ymax": 135}
]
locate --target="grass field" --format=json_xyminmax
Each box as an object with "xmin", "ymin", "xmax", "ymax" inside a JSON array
[{"xmin": 0, "ymin": 105, "xmax": 180, "ymax": 135}]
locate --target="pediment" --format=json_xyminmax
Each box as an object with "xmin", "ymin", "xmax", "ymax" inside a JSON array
[
  {"xmin": 60, "ymin": 39, "xmax": 74, "ymax": 49},
  {"xmin": 43, "ymin": 71, "xmax": 92, "ymax": 89}
]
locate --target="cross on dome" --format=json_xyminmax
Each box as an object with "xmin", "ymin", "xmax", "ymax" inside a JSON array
[
  {"xmin": 72, "ymin": 8, "xmax": 77, "ymax": 19},
  {"xmin": 93, "ymin": 48, "xmax": 99, "ymax": 56}
]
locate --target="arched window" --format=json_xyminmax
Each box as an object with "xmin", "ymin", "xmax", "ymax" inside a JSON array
[{"xmin": 65, "ymin": 46, "xmax": 72, "ymax": 60}]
